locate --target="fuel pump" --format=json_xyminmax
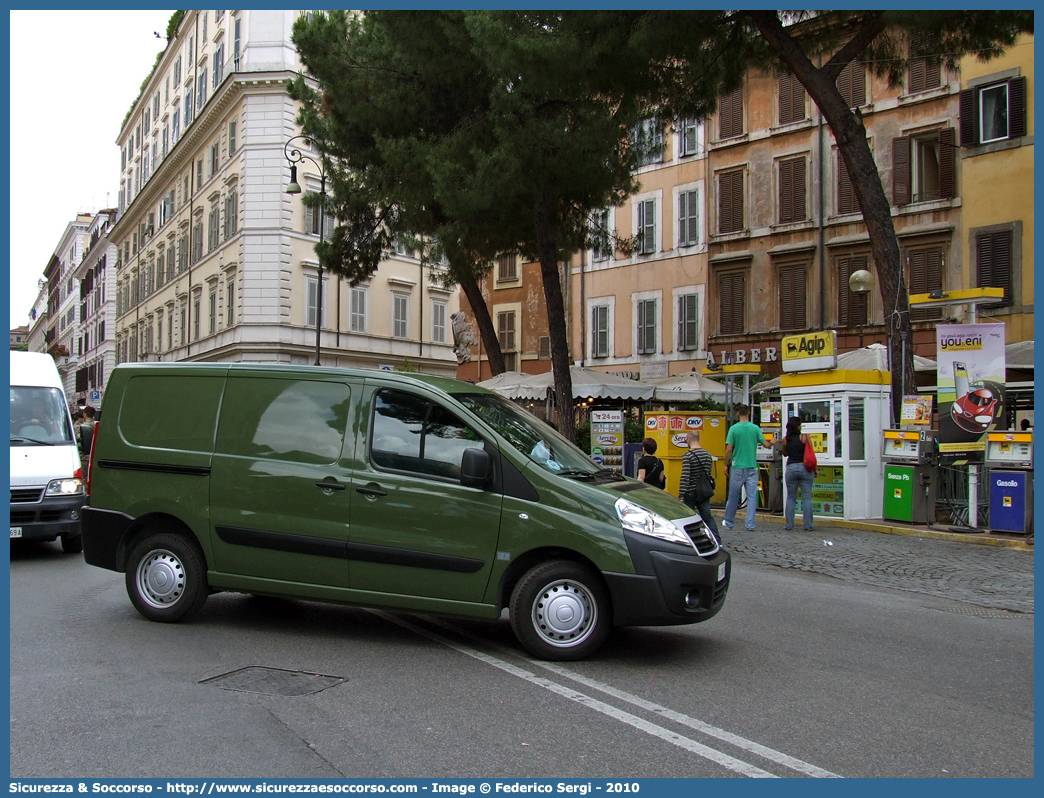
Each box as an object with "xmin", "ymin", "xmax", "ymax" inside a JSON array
[
  {"xmin": 882, "ymin": 429, "xmax": 938, "ymax": 524},
  {"xmin": 984, "ymin": 431, "xmax": 1033, "ymax": 535}
]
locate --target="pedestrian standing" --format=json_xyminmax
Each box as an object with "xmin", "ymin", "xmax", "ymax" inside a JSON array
[
  {"xmin": 636, "ymin": 437, "xmax": 666, "ymax": 489},
  {"xmin": 778, "ymin": 416, "xmax": 816, "ymax": 531},
  {"xmin": 679, "ymin": 429, "xmax": 718, "ymax": 541},
  {"xmin": 722, "ymin": 404, "xmax": 774, "ymax": 531}
]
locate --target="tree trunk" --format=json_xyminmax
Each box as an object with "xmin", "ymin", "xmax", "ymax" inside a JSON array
[
  {"xmin": 750, "ymin": 12, "xmax": 916, "ymax": 425},
  {"xmin": 458, "ymin": 271, "xmax": 505, "ymax": 377},
  {"xmin": 533, "ymin": 198, "xmax": 576, "ymax": 443}
]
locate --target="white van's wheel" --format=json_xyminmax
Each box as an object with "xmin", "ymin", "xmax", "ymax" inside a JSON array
[
  {"xmin": 60, "ymin": 534, "xmax": 83, "ymax": 554},
  {"xmin": 125, "ymin": 532, "xmax": 208, "ymax": 622},
  {"xmin": 510, "ymin": 561, "xmax": 611, "ymax": 661}
]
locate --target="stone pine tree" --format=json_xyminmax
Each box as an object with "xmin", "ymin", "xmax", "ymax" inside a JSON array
[
  {"xmin": 667, "ymin": 10, "xmax": 1031, "ymax": 422},
  {"xmin": 290, "ymin": 10, "xmax": 745, "ymax": 443}
]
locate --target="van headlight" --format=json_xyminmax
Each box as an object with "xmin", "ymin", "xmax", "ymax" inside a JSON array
[
  {"xmin": 615, "ymin": 498, "xmax": 692, "ymax": 546},
  {"xmin": 46, "ymin": 478, "xmax": 84, "ymax": 496}
]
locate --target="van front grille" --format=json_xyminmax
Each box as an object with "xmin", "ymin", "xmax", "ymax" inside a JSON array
[
  {"xmin": 713, "ymin": 579, "xmax": 729, "ymax": 605},
  {"xmin": 10, "ymin": 488, "xmax": 43, "ymax": 504},
  {"xmin": 684, "ymin": 522, "xmax": 720, "ymax": 556},
  {"xmin": 11, "ymin": 511, "xmax": 35, "ymax": 524}
]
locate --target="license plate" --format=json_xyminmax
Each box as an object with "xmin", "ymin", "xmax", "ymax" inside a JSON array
[
  {"xmin": 717, "ymin": 561, "xmax": 726, "ymax": 582},
  {"xmin": 10, "ymin": 527, "xmax": 22, "ymax": 539}
]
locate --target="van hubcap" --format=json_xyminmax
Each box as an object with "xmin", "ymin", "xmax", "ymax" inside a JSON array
[
  {"xmin": 532, "ymin": 580, "xmax": 596, "ymax": 648},
  {"xmin": 136, "ymin": 549, "xmax": 185, "ymax": 609}
]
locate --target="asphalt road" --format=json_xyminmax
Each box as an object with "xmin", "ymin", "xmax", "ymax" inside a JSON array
[{"xmin": 8, "ymin": 527, "xmax": 1034, "ymax": 779}]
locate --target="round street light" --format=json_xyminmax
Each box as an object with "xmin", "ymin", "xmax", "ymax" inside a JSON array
[{"xmin": 848, "ymin": 268, "xmax": 874, "ymax": 348}]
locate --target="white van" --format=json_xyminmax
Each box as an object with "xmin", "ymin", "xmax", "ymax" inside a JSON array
[{"xmin": 10, "ymin": 351, "xmax": 85, "ymax": 553}]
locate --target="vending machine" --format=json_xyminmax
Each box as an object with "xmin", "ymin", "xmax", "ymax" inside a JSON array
[
  {"xmin": 882, "ymin": 429, "xmax": 938, "ymax": 524},
  {"xmin": 985, "ymin": 431, "xmax": 1033, "ymax": 534}
]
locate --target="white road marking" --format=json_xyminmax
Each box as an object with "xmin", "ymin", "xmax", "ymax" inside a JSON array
[
  {"xmin": 422, "ymin": 615, "xmax": 841, "ymax": 779},
  {"xmin": 373, "ymin": 610, "xmax": 776, "ymax": 777}
]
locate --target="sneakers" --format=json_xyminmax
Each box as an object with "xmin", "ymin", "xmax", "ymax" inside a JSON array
[{"xmin": 721, "ymin": 521, "xmax": 735, "ymax": 530}]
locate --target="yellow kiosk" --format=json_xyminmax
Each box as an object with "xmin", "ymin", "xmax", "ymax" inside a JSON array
[{"xmin": 643, "ymin": 410, "xmax": 728, "ymax": 502}]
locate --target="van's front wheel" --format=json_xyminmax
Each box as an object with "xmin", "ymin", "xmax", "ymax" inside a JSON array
[
  {"xmin": 125, "ymin": 532, "xmax": 208, "ymax": 622},
  {"xmin": 510, "ymin": 561, "xmax": 611, "ymax": 661}
]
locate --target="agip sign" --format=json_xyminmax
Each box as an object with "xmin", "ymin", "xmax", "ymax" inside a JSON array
[{"xmin": 781, "ymin": 330, "xmax": 839, "ymax": 373}]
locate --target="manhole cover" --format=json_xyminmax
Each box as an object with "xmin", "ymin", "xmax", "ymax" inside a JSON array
[
  {"xmin": 933, "ymin": 606, "xmax": 1028, "ymax": 620},
  {"xmin": 200, "ymin": 666, "xmax": 346, "ymax": 696}
]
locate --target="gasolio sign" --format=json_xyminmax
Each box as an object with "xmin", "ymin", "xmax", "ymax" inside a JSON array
[{"xmin": 781, "ymin": 330, "xmax": 838, "ymax": 373}]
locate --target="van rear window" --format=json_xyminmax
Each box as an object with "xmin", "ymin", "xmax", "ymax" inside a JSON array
[{"xmin": 119, "ymin": 375, "xmax": 223, "ymax": 452}]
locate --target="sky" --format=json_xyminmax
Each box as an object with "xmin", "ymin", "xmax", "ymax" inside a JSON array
[{"xmin": 8, "ymin": 9, "xmax": 177, "ymax": 328}]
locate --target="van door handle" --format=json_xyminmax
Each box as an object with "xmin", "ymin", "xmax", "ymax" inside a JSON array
[
  {"xmin": 355, "ymin": 485, "xmax": 387, "ymax": 497},
  {"xmin": 315, "ymin": 480, "xmax": 347, "ymax": 491}
]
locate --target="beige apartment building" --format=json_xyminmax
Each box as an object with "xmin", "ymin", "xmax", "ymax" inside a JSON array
[{"xmin": 112, "ymin": 10, "xmax": 459, "ymax": 375}]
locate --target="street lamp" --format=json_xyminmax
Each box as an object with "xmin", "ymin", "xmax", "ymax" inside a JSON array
[
  {"xmin": 848, "ymin": 268, "xmax": 875, "ymax": 349},
  {"xmin": 284, "ymin": 135, "xmax": 327, "ymax": 366}
]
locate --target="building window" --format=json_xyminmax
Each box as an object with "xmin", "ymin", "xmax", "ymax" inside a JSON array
[
  {"xmin": 837, "ymin": 59, "xmax": 866, "ymax": 108},
  {"xmin": 209, "ymin": 142, "xmax": 219, "ymax": 177},
  {"xmin": 892, "ymin": 129, "xmax": 955, "ymax": 204},
  {"xmin": 778, "ymin": 156, "xmax": 807, "ymax": 224},
  {"xmin": 717, "ymin": 169, "xmax": 744, "ymax": 234},
  {"xmin": 497, "ymin": 253, "xmax": 517, "ymax": 282},
  {"xmin": 908, "ymin": 51, "xmax": 941, "ymax": 94},
  {"xmin": 837, "ymin": 152, "xmax": 861, "ymax": 215},
  {"xmin": 837, "ymin": 256, "xmax": 870, "ymax": 327},
  {"xmin": 497, "ymin": 310, "xmax": 516, "ymax": 354},
  {"xmin": 350, "ymin": 286, "xmax": 367, "ymax": 333},
  {"xmin": 209, "ymin": 287, "xmax": 217, "ymax": 334},
  {"xmin": 636, "ymin": 298, "xmax": 657, "ymax": 355},
  {"xmin": 192, "ymin": 219, "xmax": 204, "ymax": 262},
  {"xmin": 591, "ymin": 209, "xmax": 613, "ymax": 262},
  {"xmin": 208, "ymin": 206, "xmax": 220, "ymax": 251},
  {"xmin": 306, "ymin": 275, "xmax": 329, "ymax": 328},
  {"xmin": 718, "ymin": 85, "xmax": 744, "ymax": 140},
  {"xmin": 393, "ymin": 293, "xmax": 409, "ymax": 338},
  {"xmin": 778, "ymin": 71, "xmax": 807, "ymax": 125},
  {"xmin": 591, "ymin": 305, "xmax": 610, "ymax": 358},
  {"xmin": 960, "ymin": 77, "xmax": 1027, "ymax": 147},
  {"xmin": 180, "ymin": 303, "xmax": 187, "ymax": 346},
  {"xmin": 213, "ymin": 44, "xmax": 224, "ymax": 87},
  {"xmin": 976, "ymin": 230, "xmax": 1013, "ymax": 308},
  {"xmin": 432, "ymin": 300, "xmax": 447, "ymax": 344},
  {"xmin": 718, "ymin": 270, "xmax": 746, "ymax": 335},
  {"xmin": 197, "ymin": 67, "xmax": 208, "ymax": 109},
  {"xmin": 305, "ymin": 203, "xmax": 332, "ymax": 238},
  {"xmin": 636, "ymin": 198, "xmax": 656, "ymax": 255},
  {"xmin": 907, "ymin": 246, "xmax": 943, "ymax": 321},
  {"xmin": 678, "ymin": 117, "xmax": 703, "ymax": 157},
  {"xmin": 193, "ymin": 294, "xmax": 201, "ymax": 340},
  {"xmin": 228, "ymin": 120, "xmax": 237, "ymax": 154},
  {"xmin": 678, "ymin": 189, "xmax": 700, "ymax": 248},
  {"xmin": 226, "ymin": 276, "xmax": 235, "ymax": 326},
  {"xmin": 632, "ymin": 116, "xmax": 663, "ymax": 167},
  {"xmin": 677, "ymin": 293, "xmax": 699, "ymax": 352},
  {"xmin": 778, "ymin": 264, "xmax": 807, "ymax": 331},
  {"xmin": 224, "ymin": 190, "xmax": 238, "ymax": 238}
]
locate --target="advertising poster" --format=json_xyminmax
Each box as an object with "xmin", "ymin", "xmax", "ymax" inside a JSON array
[
  {"xmin": 901, "ymin": 395, "xmax": 934, "ymax": 427},
  {"xmin": 590, "ymin": 409, "xmax": 624, "ymax": 469},
  {"xmin": 760, "ymin": 401, "xmax": 782, "ymax": 426},
  {"xmin": 936, "ymin": 324, "xmax": 1006, "ymax": 453}
]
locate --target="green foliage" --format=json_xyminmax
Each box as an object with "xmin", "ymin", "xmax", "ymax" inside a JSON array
[
  {"xmin": 624, "ymin": 415, "xmax": 645, "ymax": 444},
  {"xmin": 574, "ymin": 420, "xmax": 591, "ymax": 455},
  {"xmin": 395, "ymin": 358, "xmax": 417, "ymax": 373},
  {"xmin": 120, "ymin": 11, "xmax": 185, "ymax": 132}
]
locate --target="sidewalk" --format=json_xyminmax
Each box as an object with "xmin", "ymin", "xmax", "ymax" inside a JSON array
[{"xmin": 713, "ymin": 508, "xmax": 1034, "ymax": 551}]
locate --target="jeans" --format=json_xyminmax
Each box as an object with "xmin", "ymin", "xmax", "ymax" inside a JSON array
[
  {"xmin": 785, "ymin": 462, "xmax": 816, "ymax": 530},
  {"xmin": 724, "ymin": 467, "xmax": 759, "ymax": 530}
]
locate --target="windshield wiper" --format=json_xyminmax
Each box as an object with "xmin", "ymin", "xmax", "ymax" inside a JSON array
[
  {"xmin": 555, "ymin": 469, "xmax": 596, "ymax": 480},
  {"xmin": 10, "ymin": 434, "xmax": 56, "ymax": 446},
  {"xmin": 595, "ymin": 468, "xmax": 627, "ymax": 481}
]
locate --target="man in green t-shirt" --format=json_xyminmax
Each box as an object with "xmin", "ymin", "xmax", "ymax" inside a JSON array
[{"xmin": 722, "ymin": 404, "xmax": 774, "ymax": 531}]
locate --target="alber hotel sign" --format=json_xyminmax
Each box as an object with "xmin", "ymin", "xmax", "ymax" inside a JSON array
[{"xmin": 781, "ymin": 330, "xmax": 839, "ymax": 373}]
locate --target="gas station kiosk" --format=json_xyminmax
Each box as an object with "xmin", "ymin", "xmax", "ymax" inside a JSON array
[
  {"xmin": 985, "ymin": 431, "xmax": 1034, "ymax": 535},
  {"xmin": 778, "ymin": 369, "xmax": 891, "ymax": 521}
]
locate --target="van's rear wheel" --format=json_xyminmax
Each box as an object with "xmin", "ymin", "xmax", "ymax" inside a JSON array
[
  {"xmin": 125, "ymin": 532, "xmax": 208, "ymax": 622},
  {"xmin": 510, "ymin": 561, "xmax": 611, "ymax": 661}
]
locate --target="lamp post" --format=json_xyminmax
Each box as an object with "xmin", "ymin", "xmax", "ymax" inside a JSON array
[
  {"xmin": 848, "ymin": 268, "xmax": 875, "ymax": 349},
  {"xmin": 284, "ymin": 135, "xmax": 326, "ymax": 366}
]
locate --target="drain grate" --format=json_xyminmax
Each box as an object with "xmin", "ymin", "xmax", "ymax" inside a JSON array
[
  {"xmin": 200, "ymin": 666, "xmax": 346, "ymax": 696},
  {"xmin": 933, "ymin": 606, "xmax": 1029, "ymax": 620}
]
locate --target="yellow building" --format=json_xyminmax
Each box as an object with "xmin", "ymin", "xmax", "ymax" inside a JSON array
[{"xmin": 958, "ymin": 34, "xmax": 1034, "ymax": 343}]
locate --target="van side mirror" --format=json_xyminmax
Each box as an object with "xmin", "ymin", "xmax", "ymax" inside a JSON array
[{"xmin": 460, "ymin": 447, "xmax": 492, "ymax": 488}]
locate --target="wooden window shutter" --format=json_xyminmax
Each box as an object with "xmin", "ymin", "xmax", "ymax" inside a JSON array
[
  {"xmin": 1009, "ymin": 76, "xmax": 1027, "ymax": 139},
  {"xmin": 838, "ymin": 60, "xmax": 865, "ymax": 108},
  {"xmin": 978, "ymin": 231, "xmax": 1013, "ymax": 307},
  {"xmin": 719, "ymin": 272, "xmax": 746, "ymax": 335},
  {"xmin": 925, "ymin": 58, "xmax": 941, "ymax": 90},
  {"xmin": 838, "ymin": 256, "xmax": 869, "ymax": 326},
  {"xmin": 731, "ymin": 171, "xmax": 744, "ymax": 232},
  {"xmin": 719, "ymin": 86, "xmax": 743, "ymax": 139},
  {"xmin": 837, "ymin": 153, "xmax": 860, "ymax": 215},
  {"xmin": 719, "ymin": 173, "xmax": 732, "ymax": 233},
  {"xmin": 892, "ymin": 137, "xmax": 911, "ymax": 205},
  {"xmin": 959, "ymin": 88, "xmax": 979, "ymax": 147},
  {"xmin": 779, "ymin": 265, "xmax": 807, "ymax": 331},
  {"xmin": 779, "ymin": 72, "xmax": 792, "ymax": 124},
  {"xmin": 779, "ymin": 158, "xmax": 806, "ymax": 223},
  {"xmin": 910, "ymin": 248, "xmax": 943, "ymax": 321},
  {"xmin": 938, "ymin": 128, "xmax": 956, "ymax": 199},
  {"xmin": 909, "ymin": 58, "xmax": 926, "ymax": 94}
]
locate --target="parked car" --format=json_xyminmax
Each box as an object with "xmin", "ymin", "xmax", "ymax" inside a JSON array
[
  {"xmin": 81, "ymin": 363, "xmax": 729, "ymax": 660},
  {"xmin": 9, "ymin": 351, "xmax": 85, "ymax": 552}
]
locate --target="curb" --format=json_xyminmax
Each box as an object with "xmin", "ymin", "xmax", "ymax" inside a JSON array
[{"xmin": 723, "ymin": 511, "xmax": 1034, "ymax": 551}]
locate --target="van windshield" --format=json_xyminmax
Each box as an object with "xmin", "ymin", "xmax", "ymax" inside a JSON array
[
  {"xmin": 10, "ymin": 387, "xmax": 75, "ymax": 445},
  {"xmin": 455, "ymin": 392, "xmax": 605, "ymax": 477}
]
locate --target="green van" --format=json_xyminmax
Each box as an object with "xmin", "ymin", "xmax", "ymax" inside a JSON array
[{"xmin": 81, "ymin": 364, "xmax": 729, "ymax": 660}]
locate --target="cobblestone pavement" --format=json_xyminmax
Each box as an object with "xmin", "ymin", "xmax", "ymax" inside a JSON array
[{"xmin": 714, "ymin": 515, "xmax": 1035, "ymax": 614}]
